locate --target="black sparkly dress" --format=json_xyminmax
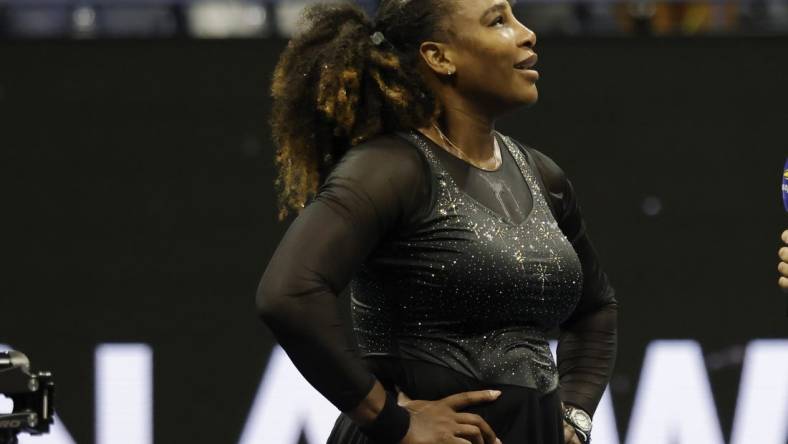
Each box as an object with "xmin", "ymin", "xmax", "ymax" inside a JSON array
[{"xmin": 259, "ymin": 130, "xmax": 618, "ymax": 444}]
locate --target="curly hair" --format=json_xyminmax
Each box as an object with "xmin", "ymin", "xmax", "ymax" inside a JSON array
[{"xmin": 269, "ymin": 0, "xmax": 453, "ymax": 221}]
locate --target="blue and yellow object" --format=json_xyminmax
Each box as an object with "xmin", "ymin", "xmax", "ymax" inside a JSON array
[{"xmin": 783, "ymin": 158, "xmax": 788, "ymax": 212}]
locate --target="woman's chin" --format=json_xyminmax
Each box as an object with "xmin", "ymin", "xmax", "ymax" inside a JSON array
[
  {"xmin": 517, "ymin": 89, "xmax": 539, "ymax": 107},
  {"xmin": 496, "ymin": 89, "xmax": 538, "ymax": 114}
]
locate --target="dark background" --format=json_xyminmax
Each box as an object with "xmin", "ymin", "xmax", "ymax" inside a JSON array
[{"xmin": 1, "ymin": 36, "xmax": 786, "ymax": 443}]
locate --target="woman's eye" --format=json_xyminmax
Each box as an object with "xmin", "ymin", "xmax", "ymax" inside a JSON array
[{"xmin": 492, "ymin": 16, "xmax": 504, "ymax": 26}]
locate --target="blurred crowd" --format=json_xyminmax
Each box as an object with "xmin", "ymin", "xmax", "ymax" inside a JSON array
[
  {"xmin": 0, "ymin": 0, "xmax": 787, "ymax": 39},
  {"xmin": 518, "ymin": 1, "xmax": 788, "ymax": 36}
]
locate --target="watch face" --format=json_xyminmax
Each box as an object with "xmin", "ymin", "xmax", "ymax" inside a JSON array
[{"xmin": 571, "ymin": 410, "xmax": 592, "ymax": 431}]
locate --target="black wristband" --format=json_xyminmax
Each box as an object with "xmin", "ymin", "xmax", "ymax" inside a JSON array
[{"xmin": 358, "ymin": 390, "xmax": 411, "ymax": 444}]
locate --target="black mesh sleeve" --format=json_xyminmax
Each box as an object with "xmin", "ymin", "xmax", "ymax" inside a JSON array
[
  {"xmin": 528, "ymin": 147, "xmax": 619, "ymax": 417},
  {"xmin": 256, "ymin": 135, "xmax": 430, "ymax": 412}
]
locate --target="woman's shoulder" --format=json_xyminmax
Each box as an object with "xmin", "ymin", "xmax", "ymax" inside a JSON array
[
  {"xmin": 336, "ymin": 132, "xmax": 428, "ymax": 179},
  {"xmin": 501, "ymin": 134, "xmax": 570, "ymax": 194},
  {"xmin": 323, "ymin": 132, "xmax": 432, "ymax": 225}
]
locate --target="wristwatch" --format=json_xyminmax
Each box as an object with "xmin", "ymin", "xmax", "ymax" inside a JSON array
[{"xmin": 563, "ymin": 405, "xmax": 592, "ymax": 443}]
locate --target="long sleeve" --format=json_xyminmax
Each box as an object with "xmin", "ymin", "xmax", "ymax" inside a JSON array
[
  {"xmin": 528, "ymin": 147, "xmax": 619, "ymax": 417},
  {"xmin": 256, "ymin": 135, "xmax": 430, "ymax": 412}
]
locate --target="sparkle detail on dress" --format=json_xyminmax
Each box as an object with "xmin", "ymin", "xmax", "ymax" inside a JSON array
[{"xmin": 350, "ymin": 130, "xmax": 583, "ymax": 394}]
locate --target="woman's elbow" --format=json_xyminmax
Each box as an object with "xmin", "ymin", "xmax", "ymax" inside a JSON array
[
  {"xmin": 255, "ymin": 278, "xmax": 284, "ymax": 322},
  {"xmin": 255, "ymin": 259, "xmax": 298, "ymax": 320}
]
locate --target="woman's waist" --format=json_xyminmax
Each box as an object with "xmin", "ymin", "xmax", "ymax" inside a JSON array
[
  {"xmin": 365, "ymin": 355, "xmax": 555, "ymax": 396},
  {"xmin": 362, "ymin": 334, "xmax": 559, "ymax": 397},
  {"xmin": 358, "ymin": 327, "xmax": 555, "ymax": 376}
]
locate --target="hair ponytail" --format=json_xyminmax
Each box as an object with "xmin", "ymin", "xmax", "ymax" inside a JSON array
[{"xmin": 270, "ymin": 0, "xmax": 451, "ymax": 221}]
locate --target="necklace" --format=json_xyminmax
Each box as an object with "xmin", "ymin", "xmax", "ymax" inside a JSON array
[{"xmin": 431, "ymin": 124, "xmax": 502, "ymax": 171}]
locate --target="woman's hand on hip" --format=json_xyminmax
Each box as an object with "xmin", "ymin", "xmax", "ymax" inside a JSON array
[{"xmin": 395, "ymin": 387, "xmax": 503, "ymax": 444}]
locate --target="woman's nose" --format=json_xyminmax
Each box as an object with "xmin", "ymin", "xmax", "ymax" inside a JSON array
[{"xmin": 518, "ymin": 24, "xmax": 536, "ymax": 48}]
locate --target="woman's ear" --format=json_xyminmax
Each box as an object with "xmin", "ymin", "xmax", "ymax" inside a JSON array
[{"xmin": 419, "ymin": 41, "xmax": 456, "ymax": 77}]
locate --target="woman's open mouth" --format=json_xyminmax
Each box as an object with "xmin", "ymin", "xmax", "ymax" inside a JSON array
[{"xmin": 514, "ymin": 54, "xmax": 539, "ymax": 81}]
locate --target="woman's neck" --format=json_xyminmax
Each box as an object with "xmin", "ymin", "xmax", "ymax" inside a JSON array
[{"xmin": 418, "ymin": 102, "xmax": 498, "ymax": 165}]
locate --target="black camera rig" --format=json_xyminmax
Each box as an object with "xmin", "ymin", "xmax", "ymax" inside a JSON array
[{"xmin": 0, "ymin": 351, "xmax": 54, "ymax": 444}]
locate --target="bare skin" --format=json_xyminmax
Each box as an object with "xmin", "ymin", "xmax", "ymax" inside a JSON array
[
  {"xmin": 348, "ymin": 381, "xmax": 502, "ymax": 444},
  {"xmin": 416, "ymin": 0, "xmax": 538, "ymax": 169},
  {"xmin": 396, "ymin": 388, "xmax": 503, "ymax": 444},
  {"xmin": 778, "ymin": 230, "xmax": 788, "ymax": 289}
]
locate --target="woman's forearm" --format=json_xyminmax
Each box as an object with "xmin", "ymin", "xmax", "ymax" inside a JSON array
[
  {"xmin": 257, "ymin": 275, "xmax": 379, "ymax": 413},
  {"xmin": 556, "ymin": 302, "xmax": 618, "ymax": 416}
]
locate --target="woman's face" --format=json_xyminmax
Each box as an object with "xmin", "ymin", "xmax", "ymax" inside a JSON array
[{"xmin": 441, "ymin": 0, "xmax": 539, "ymax": 114}]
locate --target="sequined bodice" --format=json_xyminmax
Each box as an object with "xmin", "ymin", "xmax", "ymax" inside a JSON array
[{"xmin": 350, "ymin": 130, "xmax": 584, "ymax": 393}]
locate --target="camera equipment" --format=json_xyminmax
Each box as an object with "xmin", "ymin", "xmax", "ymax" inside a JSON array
[{"xmin": 0, "ymin": 351, "xmax": 54, "ymax": 444}]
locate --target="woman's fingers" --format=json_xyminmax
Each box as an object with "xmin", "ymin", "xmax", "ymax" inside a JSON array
[
  {"xmin": 454, "ymin": 412, "xmax": 500, "ymax": 444},
  {"xmin": 441, "ymin": 390, "xmax": 501, "ymax": 410},
  {"xmin": 395, "ymin": 386, "xmax": 413, "ymax": 405},
  {"xmin": 777, "ymin": 231, "xmax": 788, "ymax": 290},
  {"xmin": 441, "ymin": 390, "xmax": 502, "ymax": 444},
  {"xmin": 780, "ymin": 247, "xmax": 788, "ymax": 262},
  {"xmin": 779, "ymin": 261, "xmax": 788, "ymax": 278},
  {"xmin": 779, "ymin": 240, "xmax": 788, "ymax": 288},
  {"xmin": 453, "ymin": 424, "xmax": 484, "ymax": 444}
]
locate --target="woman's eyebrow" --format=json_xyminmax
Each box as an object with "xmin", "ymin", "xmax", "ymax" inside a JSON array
[{"xmin": 480, "ymin": 2, "xmax": 509, "ymax": 22}]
